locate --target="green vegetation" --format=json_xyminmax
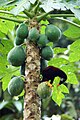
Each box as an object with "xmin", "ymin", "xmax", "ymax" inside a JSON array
[
  {"xmin": 8, "ymin": 76, "xmax": 24, "ymax": 96},
  {"xmin": 29, "ymin": 27, "xmax": 39, "ymax": 42},
  {"xmin": 7, "ymin": 46, "xmax": 25, "ymax": 66},
  {"xmin": 40, "ymin": 58, "xmax": 48, "ymax": 73},
  {"xmin": 41, "ymin": 46, "xmax": 53, "ymax": 60},
  {"xmin": 37, "ymin": 82, "xmax": 52, "ymax": 99},
  {"xmin": 37, "ymin": 34, "xmax": 49, "ymax": 47},
  {"xmin": 14, "ymin": 36, "xmax": 24, "ymax": 45},
  {"xmin": 45, "ymin": 24, "xmax": 61, "ymax": 42},
  {"xmin": 16, "ymin": 23, "xmax": 28, "ymax": 39}
]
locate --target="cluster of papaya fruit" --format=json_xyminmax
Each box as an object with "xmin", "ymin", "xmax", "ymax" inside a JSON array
[{"xmin": 7, "ymin": 22, "xmax": 61, "ymax": 97}]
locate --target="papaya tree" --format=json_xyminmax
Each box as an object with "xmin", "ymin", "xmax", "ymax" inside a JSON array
[{"xmin": 0, "ymin": 0, "xmax": 80, "ymax": 119}]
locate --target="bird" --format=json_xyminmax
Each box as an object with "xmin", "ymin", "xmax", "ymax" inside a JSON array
[{"xmin": 42, "ymin": 66, "xmax": 67, "ymax": 87}]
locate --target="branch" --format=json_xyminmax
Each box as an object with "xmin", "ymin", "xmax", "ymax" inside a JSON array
[
  {"xmin": 0, "ymin": 15, "xmax": 24, "ymax": 23},
  {"xmin": 0, "ymin": 10, "xmax": 27, "ymax": 18},
  {"xmin": 54, "ymin": 17, "xmax": 80, "ymax": 28}
]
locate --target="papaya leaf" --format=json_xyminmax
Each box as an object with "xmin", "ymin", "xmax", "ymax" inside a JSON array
[
  {"xmin": 54, "ymin": 47, "xmax": 67, "ymax": 54},
  {"xmin": 63, "ymin": 25, "xmax": 80, "ymax": 39},
  {"xmin": 0, "ymin": 20, "xmax": 15, "ymax": 34},
  {"xmin": 2, "ymin": 67, "xmax": 20, "ymax": 91},
  {"xmin": 70, "ymin": 39, "xmax": 80, "ymax": 51},
  {"xmin": 48, "ymin": 58, "xmax": 68, "ymax": 68},
  {"xmin": 52, "ymin": 86, "xmax": 65, "ymax": 106},
  {"xmin": 67, "ymin": 72, "xmax": 78, "ymax": 84},
  {"xmin": 10, "ymin": 0, "xmax": 30, "ymax": 15},
  {"xmin": 69, "ymin": 51, "xmax": 80, "ymax": 62},
  {"xmin": 58, "ymin": 84, "xmax": 69, "ymax": 93},
  {"xmin": 60, "ymin": 64, "xmax": 77, "ymax": 73}
]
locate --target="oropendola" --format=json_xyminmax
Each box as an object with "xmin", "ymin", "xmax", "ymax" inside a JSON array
[{"xmin": 42, "ymin": 66, "xmax": 67, "ymax": 87}]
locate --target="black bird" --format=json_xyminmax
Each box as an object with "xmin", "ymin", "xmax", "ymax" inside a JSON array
[{"xmin": 42, "ymin": 66, "xmax": 67, "ymax": 85}]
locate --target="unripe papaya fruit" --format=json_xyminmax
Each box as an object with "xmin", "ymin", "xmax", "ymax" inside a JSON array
[
  {"xmin": 37, "ymin": 82, "xmax": 52, "ymax": 99},
  {"xmin": 45, "ymin": 24, "xmax": 61, "ymax": 42},
  {"xmin": 20, "ymin": 62, "xmax": 25, "ymax": 75},
  {"xmin": 14, "ymin": 36, "xmax": 24, "ymax": 45},
  {"xmin": 40, "ymin": 58, "xmax": 48, "ymax": 73},
  {"xmin": 41, "ymin": 46, "xmax": 53, "ymax": 60},
  {"xmin": 16, "ymin": 23, "xmax": 28, "ymax": 39},
  {"xmin": 37, "ymin": 34, "xmax": 49, "ymax": 47},
  {"xmin": 8, "ymin": 76, "xmax": 24, "ymax": 96},
  {"xmin": 29, "ymin": 27, "xmax": 39, "ymax": 42},
  {"xmin": 7, "ymin": 46, "xmax": 25, "ymax": 66}
]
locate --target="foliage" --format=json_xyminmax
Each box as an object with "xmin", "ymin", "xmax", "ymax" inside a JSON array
[{"xmin": 0, "ymin": 0, "xmax": 80, "ymax": 119}]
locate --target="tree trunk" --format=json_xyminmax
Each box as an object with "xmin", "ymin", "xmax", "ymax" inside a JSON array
[{"xmin": 24, "ymin": 41, "xmax": 41, "ymax": 120}]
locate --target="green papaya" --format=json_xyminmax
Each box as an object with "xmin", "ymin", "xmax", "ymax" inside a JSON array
[
  {"xmin": 41, "ymin": 46, "xmax": 53, "ymax": 60},
  {"xmin": 37, "ymin": 82, "xmax": 52, "ymax": 99},
  {"xmin": 16, "ymin": 23, "xmax": 28, "ymax": 39},
  {"xmin": 7, "ymin": 46, "xmax": 25, "ymax": 66},
  {"xmin": 20, "ymin": 62, "xmax": 25, "ymax": 75},
  {"xmin": 40, "ymin": 58, "xmax": 48, "ymax": 73},
  {"xmin": 45, "ymin": 24, "xmax": 61, "ymax": 42},
  {"xmin": 29, "ymin": 27, "xmax": 39, "ymax": 42},
  {"xmin": 8, "ymin": 76, "xmax": 24, "ymax": 96},
  {"xmin": 37, "ymin": 34, "xmax": 49, "ymax": 47},
  {"xmin": 14, "ymin": 36, "xmax": 24, "ymax": 45}
]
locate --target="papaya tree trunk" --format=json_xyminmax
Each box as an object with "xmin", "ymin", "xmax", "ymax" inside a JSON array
[{"xmin": 24, "ymin": 41, "xmax": 41, "ymax": 120}]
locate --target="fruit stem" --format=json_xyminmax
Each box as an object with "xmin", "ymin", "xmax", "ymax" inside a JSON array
[
  {"xmin": 32, "ymin": 0, "xmax": 40, "ymax": 14},
  {"xmin": 23, "ymin": 10, "xmax": 34, "ymax": 19},
  {"xmin": 0, "ymin": 15, "xmax": 24, "ymax": 23},
  {"xmin": 37, "ymin": 12, "xmax": 50, "ymax": 22}
]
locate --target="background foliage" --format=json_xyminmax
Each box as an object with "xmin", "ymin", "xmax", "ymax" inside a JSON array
[{"xmin": 0, "ymin": 0, "xmax": 80, "ymax": 120}]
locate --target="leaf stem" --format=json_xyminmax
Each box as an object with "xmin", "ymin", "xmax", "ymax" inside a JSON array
[
  {"xmin": 50, "ymin": 14, "xmax": 74, "ymax": 17},
  {"xmin": 0, "ymin": 15, "xmax": 24, "ymax": 23},
  {"xmin": 54, "ymin": 17, "xmax": 80, "ymax": 28},
  {"xmin": 0, "ymin": 10, "xmax": 27, "ymax": 18}
]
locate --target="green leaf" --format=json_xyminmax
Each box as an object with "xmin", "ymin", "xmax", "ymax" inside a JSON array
[
  {"xmin": 48, "ymin": 58, "xmax": 68, "ymax": 68},
  {"xmin": 52, "ymin": 86, "xmax": 65, "ymax": 106},
  {"xmin": 0, "ymin": 20, "xmax": 15, "ymax": 34},
  {"xmin": 2, "ymin": 66, "xmax": 20, "ymax": 91},
  {"xmin": 58, "ymin": 84, "xmax": 69, "ymax": 93},
  {"xmin": 69, "ymin": 51, "xmax": 80, "ymax": 62},
  {"xmin": 66, "ymin": 3, "xmax": 80, "ymax": 20},
  {"xmin": 67, "ymin": 72, "xmax": 78, "ymax": 84},
  {"xmin": 60, "ymin": 64, "xmax": 77, "ymax": 73},
  {"xmin": 63, "ymin": 25, "xmax": 80, "ymax": 39},
  {"xmin": 70, "ymin": 39, "xmax": 80, "ymax": 51},
  {"xmin": 69, "ymin": 39, "xmax": 80, "ymax": 62},
  {"xmin": 54, "ymin": 47, "xmax": 67, "ymax": 54},
  {"xmin": 10, "ymin": 0, "xmax": 30, "ymax": 15},
  {"xmin": 40, "ymin": 1, "xmax": 67, "ymax": 13}
]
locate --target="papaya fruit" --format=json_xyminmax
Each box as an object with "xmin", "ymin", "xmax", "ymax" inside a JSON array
[
  {"xmin": 41, "ymin": 46, "xmax": 53, "ymax": 60},
  {"xmin": 20, "ymin": 62, "xmax": 25, "ymax": 75},
  {"xmin": 7, "ymin": 46, "xmax": 25, "ymax": 66},
  {"xmin": 16, "ymin": 23, "xmax": 28, "ymax": 39},
  {"xmin": 29, "ymin": 27, "xmax": 39, "ymax": 42},
  {"xmin": 45, "ymin": 24, "xmax": 61, "ymax": 42},
  {"xmin": 14, "ymin": 36, "xmax": 24, "ymax": 45},
  {"xmin": 37, "ymin": 82, "xmax": 52, "ymax": 99},
  {"xmin": 37, "ymin": 34, "xmax": 49, "ymax": 47},
  {"xmin": 40, "ymin": 58, "xmax": 48, "ymax": 73},
  {"xmin": 8, "ymin": 76, "xmax": 24, "ymax": 96}
]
